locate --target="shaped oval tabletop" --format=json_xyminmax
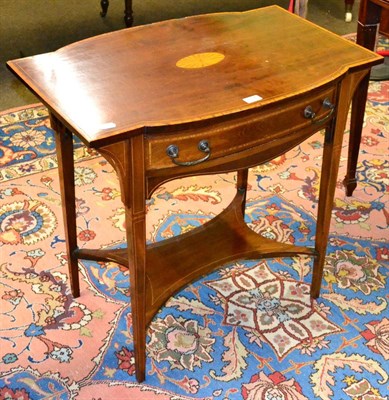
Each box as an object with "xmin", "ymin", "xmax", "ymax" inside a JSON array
[{"xmin": 7, "ymin": 6, "xmax": 382, "ymax": 145}]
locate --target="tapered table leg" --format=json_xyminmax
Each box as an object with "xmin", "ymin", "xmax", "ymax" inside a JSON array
[
  {"xmin": 344, "ymin": 0, "xmax": 382, "ymax": 196},
  {"xmin": 311, "ymin": 71, "xmax": 367, "ymax": 297},
  {"xmin": 311, "ymin": 120, "xmax": 340, "ymax": 298},
  {"xmin": 125, "ymin": 204, "xmax": 146, "ymax": 382},
  {"xmin": 52, "ymin": 115, "xmax": 80, "ymax": 298},
  {"xmin": 124, "ymin": 136, "xmax": 147, "ymax": 382}
]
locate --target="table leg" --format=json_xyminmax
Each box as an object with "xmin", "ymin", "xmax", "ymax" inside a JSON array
[
  {"xmin": 123, "ymin": 136, "xmax": 147, "ymax": 382},
  {"xmin": 125, "ymin": 204, "xmax": 146, "ymax": 382},
  {"xmin": 237, "ymin": 169, "xmax": 249, "ymax": 215},
  {"xmin": 95, "ymin": 137, "xmax": 147, "ymax": 381},
  {"xmin": 344, "ymin": 0, "xmax": 382, "ymax": 196},
  {"xmin": 51, "ymin": 116, "xmax": 80, "ymax": 298},
  {"xmin": 311, "ymin": 120, "xmax": 340, "ymax": 298},
  {"xmin": 100, "ymin": 0, "xmax": 109, "ymax": 17},
  {"xmin": 344, "ymin": 72, "xmax": 371, "ymax": 196},
  {"xmin": 312, "ymin": 70, "xmax": 368, "ymax": 297},
  {"xmin": 124, "ymin": 0, "xmax": 133, "ymax": 27}
]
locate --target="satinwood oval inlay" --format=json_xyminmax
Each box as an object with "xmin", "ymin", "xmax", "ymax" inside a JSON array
[{"xmin": 176, "ymin": 52, "xmax": 225, "ymax": 69}]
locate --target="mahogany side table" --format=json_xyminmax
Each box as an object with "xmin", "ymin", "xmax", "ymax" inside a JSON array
[{"xmin": 7, "ymin": 6, "xmax": 382, "ymax": 382}]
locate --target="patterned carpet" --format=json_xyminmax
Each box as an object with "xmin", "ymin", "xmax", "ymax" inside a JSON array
[{"xmin": 0, "ymin": 78, "xmax": 388, "ymax": 399}]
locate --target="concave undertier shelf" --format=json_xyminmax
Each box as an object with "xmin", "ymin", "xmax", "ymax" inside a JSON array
[{"xmin": 76, "ymin": 189, "xmax": 316, "ymax": 323}]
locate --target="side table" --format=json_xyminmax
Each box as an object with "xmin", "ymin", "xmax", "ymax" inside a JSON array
[{"xmin": 7, "ymin": 7, "xmax": 382, "ymax": 382}]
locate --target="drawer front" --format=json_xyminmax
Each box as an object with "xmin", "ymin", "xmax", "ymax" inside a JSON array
[{"xmin": 145, "ymin": 85, "xmax": 337, "ymax": 171}]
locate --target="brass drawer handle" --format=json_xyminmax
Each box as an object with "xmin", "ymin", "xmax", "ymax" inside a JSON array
[
  {"xmin": 304, "ymin": 97, "xmax": 335, "ymax": 125},
  {"xmin": 166, "ymin": 140, "xmax": 211, "ymax": 166}
]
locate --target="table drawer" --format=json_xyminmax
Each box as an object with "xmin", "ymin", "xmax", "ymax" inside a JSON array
[{"xmin": 145, "ymin": 85, "xmax": 337, "ymax": 171}]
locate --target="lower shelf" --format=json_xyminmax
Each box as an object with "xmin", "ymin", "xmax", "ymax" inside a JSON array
[{"xmin": 76, "ymin": 189, "xmax": 317, "ymax": 324}]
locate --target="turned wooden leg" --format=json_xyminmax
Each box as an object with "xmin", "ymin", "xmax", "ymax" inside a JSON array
[
  {"xmin": 124, "ymin": 0, "xmax": 134, "ymax": 27},
  {"xmin": 51, "ymin": 115, "xmax": 80, "ymax": 298},
  {"xmin": 100, "ymin": 0, "xmax": 109, "ymax": 17}
]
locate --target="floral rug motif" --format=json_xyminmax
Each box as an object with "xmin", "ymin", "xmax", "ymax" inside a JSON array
[
  {"xmin": 0, "ymin": 74, "xmax": 388, "ymax": 400},
  {"xmin": 205, "ymin": 261, "xmax": 342, "ymax": 359}
]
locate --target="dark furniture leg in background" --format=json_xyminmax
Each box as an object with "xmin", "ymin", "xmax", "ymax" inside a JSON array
[
  {"xmin": 124, "ymin": 0, "xmax": 134, "ymax": 26},
  {"xmin": 345, "ymin": 0, "xmax": 355, "ymax": 21},
  {"xmin": 100, "ymin": 0, "xmax": 109, "ymax": 17},
  {"xmin": 344, "ymin": 0, "xmax": 389, "ymax": 196},
  {"xmin": 100, "ymin": 0, "xmax": 133, "ymax": 27}
]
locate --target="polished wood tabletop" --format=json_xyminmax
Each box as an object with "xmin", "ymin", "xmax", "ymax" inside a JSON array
[
  {"xmin": 7, "ymin": 6, "xmax": 382, "ymax": 383},
  {"xmin": 8, "ymin": 6, "xmax": 381, "ymax": 146}
]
